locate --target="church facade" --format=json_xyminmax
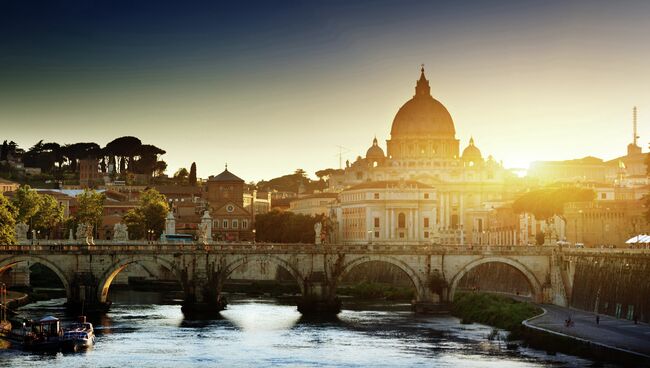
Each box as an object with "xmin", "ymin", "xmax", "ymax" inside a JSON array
[{"xmin": 328, "ymin": 68, "xmax": 515, "ymax": 245}]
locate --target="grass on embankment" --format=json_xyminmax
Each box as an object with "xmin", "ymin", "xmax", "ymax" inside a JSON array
[{"xmin": 452, "ymin": 292, "xmax": 542, "ymax": 339}]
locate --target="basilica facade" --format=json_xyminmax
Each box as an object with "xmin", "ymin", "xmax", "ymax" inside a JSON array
[{"xmin": 329, "ymin": 68, "xmax": 514, "ymax": 245}]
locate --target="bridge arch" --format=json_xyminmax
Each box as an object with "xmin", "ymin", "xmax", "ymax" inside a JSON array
[
  {"xmin": 0, "ymin": 255, "xmax": 72, "ymax": 299},
  {"xmin": 223, "ymin": 255, "xmax": 305, "ymax": 294},
  {"xmin": 97, "ymin": 255, "xmax": 181, "ymax": 303},
  {"xmin": 448, "ymin": 257, "xmax": 543, "ymax": 303},
  {"xmin": 337, "ymin": 255, "xmax": 427, "ymax": 301}
]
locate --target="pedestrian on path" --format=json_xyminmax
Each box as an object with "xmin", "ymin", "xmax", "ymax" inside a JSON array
[{"xmin": 596, "ymin": 315, "xmax": 600, "ymax": 325}]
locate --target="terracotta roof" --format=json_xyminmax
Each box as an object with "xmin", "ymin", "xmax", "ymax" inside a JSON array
[{"xmin": 208, "ymin": 169, "xmax": 244, "ymax": 182}]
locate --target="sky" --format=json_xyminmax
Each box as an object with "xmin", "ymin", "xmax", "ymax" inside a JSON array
[{"xmin": 1, "ymin": 0, "xmax": 649, "ymax": 181}]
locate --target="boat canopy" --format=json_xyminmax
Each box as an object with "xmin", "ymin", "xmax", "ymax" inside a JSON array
[
  {"xmin": 625, "ymin": 234, "xmax": 650, "ymax": 244},
  {"xmin": 39, "ymin": 316, "xmax": 59, "ymax": 322}
]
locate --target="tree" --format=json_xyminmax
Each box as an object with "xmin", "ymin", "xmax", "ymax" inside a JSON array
[
  {"xmin": 153, "ymin": 160, "xmax": 168, "ymax": 177},
  {"xmin": 0, "ymin": 140, "xmax": 8, "ymax": 161},
  {"xmin": 254, "ymin": 210, "xmax": 322, "ymax": 243},
  {"xmin": 104, "ymin": 136, "xmax": 142, "ymax": 173},
  {"xmin": 12, "ymin": 185, "xmax": 42, "ymax": 225},
  {"xmin": 32, "ymin": 194, "xmax": 64, "ymax": 238},
  {"xmin": 64, "ymin": 142, "xmax": 101, "ymax": 172},
  {"xmin": 75, "ymin": 189, "xmax": 105, "ymax": 234},
  {"xmin": 173, "ymin": 167, "xmax": 189, "ymax": 184},
  {"xmin": 123, "ymin": 189, "xmax": 169, "ymax": 239},
  {"xmin": 512, "ymin": 187, "xmax": 595, "ymax": 220},
  {"xmin": 0, "ymin": 193, "xmax": 17, "ymax": 244},
  {"xmin": 131, "ymin": 144, "xmax": 166, "ymax": 176},
  {"xmin": 189, "ymin": 162, "xmax": 197, "ymax": 186}
]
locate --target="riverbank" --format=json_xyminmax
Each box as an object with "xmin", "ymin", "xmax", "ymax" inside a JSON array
[
  {"xmin": 452, "ymin": 292, "xmax": 650, "ymax": 366},
  {"xmin": 451, "ymin": 292, "xmax": 541, "ymax": 340}
]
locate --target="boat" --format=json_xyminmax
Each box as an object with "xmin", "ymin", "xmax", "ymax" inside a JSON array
[
  {"xmin": 62, "ymin": 316, "xmax": 95, "ymax": 351},
  {"xmin": 19, "ymin": 316, "xmax": 64, "ymax": 351}
]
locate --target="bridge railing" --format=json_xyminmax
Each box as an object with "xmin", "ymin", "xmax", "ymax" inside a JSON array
[{"xmin": 0, "ymin": 242, "xmax": 578, "ymax": 255}]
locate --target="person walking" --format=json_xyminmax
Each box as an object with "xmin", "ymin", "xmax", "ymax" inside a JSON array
[{"xmin": 596, "ymin": 315, "xmax": 600, "ymax": 325}]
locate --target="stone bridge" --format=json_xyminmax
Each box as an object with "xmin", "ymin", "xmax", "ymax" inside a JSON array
[{"xmin": 1, "ymin": 242, "xmax": 644, "ymax": 315}]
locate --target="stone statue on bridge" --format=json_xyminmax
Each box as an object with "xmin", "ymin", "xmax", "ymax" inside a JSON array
[
  {"xmin": 314, "ymin": 221, "xmax": 322, "ymax": 245},
  {"xmin": 113, "ymin": 223, "xmax": 129, "ymax": 242},
  {"xmin": 14, "ymin": 222, "xmax": 28, "ymax": 243},
  {"xmin": 198, "ymin": 211, "xmax": 212, "ymax": 245},
  {"xmin": 76, "ymin": 222, "xmax": 94, "ymax": 245}
]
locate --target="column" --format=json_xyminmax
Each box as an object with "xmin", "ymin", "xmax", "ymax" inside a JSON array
[
  {"xmin": 385, "ymin": 209, "xmax": 390, "ymax": 240},
  {"xmin": 414, "ymin": 208, "xmax": 420, "ymax": 242},
  {"xmin": 438, "ymin": 193, "xmax": 445, "ymax": 229}
]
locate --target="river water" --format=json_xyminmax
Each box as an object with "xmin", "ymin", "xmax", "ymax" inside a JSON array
[{"xmin": 0, "ymin": 290, "xmax": 608, "ymax": 367}]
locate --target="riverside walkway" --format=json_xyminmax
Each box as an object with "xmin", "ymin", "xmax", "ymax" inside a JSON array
[{"xmin": 525, "ymin": 303, "xmax": 650, "ymax": 358}]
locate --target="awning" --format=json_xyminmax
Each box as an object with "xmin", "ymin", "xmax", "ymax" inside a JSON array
[{"xmin": 625, "ymin": 234, "xmax": 650, "ymax": 244}]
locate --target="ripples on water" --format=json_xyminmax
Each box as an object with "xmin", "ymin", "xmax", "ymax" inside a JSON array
[{"xmin": 0, "ymin": 291, "xmax": 605, "ymax": 367}]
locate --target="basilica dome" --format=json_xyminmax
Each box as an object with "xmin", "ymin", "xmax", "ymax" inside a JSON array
[
  {"xmin": 366, "ymin": 137, "xmax": 385, "ymax": 161},
  {"xmin": 462, "ymin": 137, "xmax": 482, "ymax": 161},
  {"xmin": 390, "ymin": 68, "xmax": 456, "ymax": 137}
]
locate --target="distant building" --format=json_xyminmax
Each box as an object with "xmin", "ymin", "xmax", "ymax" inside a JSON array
[
  {"xmin": 326, "ymin": 67, "xmax": 514, "ymax": 245},
  {"xmin": 564, "ymin": 200, "xmax": 648, "ymax": 247},
  {"xmin": 205, "ymin": 167, "xmax": 253, "ymax": 242},
  {"xmin": 0, "ymin": 178, "xmax": 19, "ymax": 194},
  {"xmin": 329, "ymin": 180, "xmax": 437, "ymax": 244},
  {"xmin": 79, "ymin": 158, "xmax": 104, "ymax": 188},
  {"xmin": 289, "ymin": 193, "xmax": 338, "ymax": 216}
]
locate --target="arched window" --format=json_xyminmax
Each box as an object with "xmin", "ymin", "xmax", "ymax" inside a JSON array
[{"xmin": 398, "ymin": 213, "xmax": 406, "ymax": 228}]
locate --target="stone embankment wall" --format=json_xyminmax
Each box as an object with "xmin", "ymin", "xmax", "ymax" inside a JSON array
[
  {"xmin": 570, "ymin": 254, "xmax": 649, "ymax": 323},
  {"xmin": 456, "ymin": 262, "xmax": 532, "ymax": 296}
]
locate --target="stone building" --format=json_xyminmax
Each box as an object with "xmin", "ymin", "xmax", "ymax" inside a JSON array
[
  {"xmin": 79, "ymin": 158, "xmax": 105, "ymax": 188},
  {"xmin": 564, "ymin": 200, "xmax": 648, "ymax": 247},
  {"xmin": 289, "ymin": 193, "xmax": 338, "ymax": 216},
  {"xmin": 328, "ymin": 67, "xmax": 514, "ymax": 245},
  {"xmin": 204, "ymin": 167, "xmax": 254, "ymax": 242},
  {"xmin": 0, "ymin": 178, "xmax": 19, "ymax": 194},
  {"xmin": 329, "ymin": 180, "xmax": 437, "ymax": 244}
]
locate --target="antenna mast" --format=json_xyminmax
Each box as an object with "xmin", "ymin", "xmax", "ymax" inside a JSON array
[
  {"xmin": 335, "ymin": 145, "xmax": 350, "ymax": 169},
  {"xmin": 633, "ymin": 106, "xmax": 638, "ymax": 146}
]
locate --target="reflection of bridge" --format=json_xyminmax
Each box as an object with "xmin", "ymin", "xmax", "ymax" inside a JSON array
[{"xmin": 1, "ymin": 242, "xmax": 646, "ymax": 315}]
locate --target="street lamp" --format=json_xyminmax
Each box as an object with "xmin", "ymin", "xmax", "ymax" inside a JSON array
[{"xmin": 252, "ymin": 229, "xmax": 256, "ymax": 244}]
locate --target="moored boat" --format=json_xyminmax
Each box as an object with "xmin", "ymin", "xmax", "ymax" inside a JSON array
[
  {"xmin": 62, "ymin": 316, "xmax": 95, "ymax": 351},
  {"xmin": 20, "ymin": 316, "xmax": 63, "ymax": 351}
]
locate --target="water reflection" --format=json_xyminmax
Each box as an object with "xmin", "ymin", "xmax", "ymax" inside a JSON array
[
  {"xmin": 0, "ymin": 290, "xmax": 610, "ymax": 368},
  {"xmin": 222, "ymin": 301, "xmax": 301, "ymax": 331}
]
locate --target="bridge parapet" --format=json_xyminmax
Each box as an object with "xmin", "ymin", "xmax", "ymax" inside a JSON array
[{"xmin": 0, "ymin": 243, "xmax": 575, "ymax": 256}]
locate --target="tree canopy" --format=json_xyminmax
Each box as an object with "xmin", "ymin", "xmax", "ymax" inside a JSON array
[
  {"xmin": 512, "ymin": 187, "xmax": 595, "ymax": 219},
  {"xmin": 75, "ymin": 189, "xmax": 106, "ymax": 231},
  {"xmin": 256, "ymin": 169, "xmax": 327, "ymax": 194},
  {"xmin": 0, "ymin": 193, "xmax": 17, "ymax": 244},
  {"xmin": 254, "ymin": 210, "xmax": 323, "ymax": 243},
  {"xmin": 123, "ymin": 188, "xmax": 169, "ymax": 239}
]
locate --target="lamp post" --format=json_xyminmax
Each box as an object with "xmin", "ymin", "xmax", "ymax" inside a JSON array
[{"xmin": 252, "ymin": 229, "xmax": 256, "ymax": 244}]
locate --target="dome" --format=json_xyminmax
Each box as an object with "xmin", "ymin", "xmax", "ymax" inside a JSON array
[
  {"xmin": 366, "ymin": 137, "xmax": 385, "ymax": 161},
  {"xmin": 390, "ymin": 68, "xmax": 455, "ymax": 137},
  {"xmin": 462, "ymin": 137, "xmax": 482, "ymax": 161}
]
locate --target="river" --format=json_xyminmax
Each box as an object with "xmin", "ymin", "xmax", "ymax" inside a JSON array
[{"xmin": 0, "ymin": 290, "xmax": 611, "ymax": 367}]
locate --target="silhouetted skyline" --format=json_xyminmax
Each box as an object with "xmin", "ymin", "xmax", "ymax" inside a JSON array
[{"xmin": 1, "ymin": 0, "xmax": 649, "ymax": 180}]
